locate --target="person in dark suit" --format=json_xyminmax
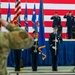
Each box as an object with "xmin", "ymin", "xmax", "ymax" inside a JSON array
[
  {"xmin": 64, "ymin": 11, "xmax": 74, "ymax": 39},
  {"xmin": 51, "ymin": 12, "xmax": 62, "ymax": 35},
  {"xmin": 51, "ymin": 12, "xmax": 61, "ymax": 27},
  {"xmin": 49, "ymin": 27, "xmax": 62, "ymax": 71},
  {"xmin": 72, "ymin": 17, "xmax": 75, "ymax": 39},
  {"xmin": 30, "ymin": 31, "xmax": 39, "ymax": 71},
  {"xmin": 51, "ymin": 13, "xmax": 61, "ymax": 27},
  {"xmin": 14, "ymin": 50, "xmax": 21, "ymax": 71}
]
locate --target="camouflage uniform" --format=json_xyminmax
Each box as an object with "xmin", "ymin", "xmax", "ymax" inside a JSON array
[{"xmin": 0, "ymin": 24, "xmax": 34, "ymax": 75}]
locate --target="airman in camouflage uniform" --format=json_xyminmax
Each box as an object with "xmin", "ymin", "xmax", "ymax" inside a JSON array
[{"xmin": 0, "ymin": 19, "xmax": 34, "ymax": 75}]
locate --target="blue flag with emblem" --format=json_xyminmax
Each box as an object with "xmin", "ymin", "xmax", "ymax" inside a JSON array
[
  {"xmin": 38, "ymin": 0, "xmax": 46, "ymax": 62},
  {"xmin": 23, "ymin": 4, "xmax": 29, "ymax": 64},
  {"xmin": 32, "ymin": 4, "xmax": 37, "ymax": 31},
  {"xmin": 7, "ymin": 3, "xmax": 11, "ymax": 23},
  {"xmin": 24, "ymin": 4, "xmax": 28, "ymax": 32}
]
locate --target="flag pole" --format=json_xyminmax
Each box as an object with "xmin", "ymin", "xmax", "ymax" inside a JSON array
[
  {"xmin": 38, "ymin": 0, "xmax": 46, "ymax": 60},
  {"xmin": 7, "ymin": 0, "xmax": 11, "ymax": 23}
]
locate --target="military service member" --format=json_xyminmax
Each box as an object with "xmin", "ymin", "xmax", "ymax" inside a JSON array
[
  {"xmin": 30, "ymin": 31, "xmax": 39, "ymax": 71},
  {"xmin": 64, "ymin": 11, "xmax": 74, "ymax": 39},
  {"xmin": 51, "ymin": 12, "xmax": 61, "ymax": 27},
  {"xmin": 0, "ymin": 18, "xmax": 34, "ymax": 75},
  {"xmin": 51, "ymin": 12, "xmax": 62, "ymax": 35},
  {"xmin": 72, "ymin": 17, "xmax": 75, "ymax": 39},
  {"xmin": 49, "ymin": 27, "xmax": 62, "ymax": 71},
  {"xmin": 14, "ymin": 49, "xmax": 21, "ymax": 72}
]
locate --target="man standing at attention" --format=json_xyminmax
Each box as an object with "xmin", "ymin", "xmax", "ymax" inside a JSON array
[
  {"xmin": 49, "ymin": 27, "xmax": 62, "ymax": 71},
  {"xmin": 64, "ymin": 11, "xmax": 74, "ymax": 39}
]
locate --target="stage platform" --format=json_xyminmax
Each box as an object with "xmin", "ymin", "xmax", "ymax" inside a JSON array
[{"xmin": 7, "ymin": 66, "xmax": 75, "ymax": 75}]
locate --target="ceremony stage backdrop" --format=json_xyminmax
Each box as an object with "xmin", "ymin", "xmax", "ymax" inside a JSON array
[
  {"xmin": 1, "ymin": 0, "xmax": 75, "ymax": 67},
  {"xmin": 7, "ymin": 40, "xmax": 75, "ymax": 67},
  {"xmin": 1, "ymin": 0, "xmax": 75, "ymax": 38}
]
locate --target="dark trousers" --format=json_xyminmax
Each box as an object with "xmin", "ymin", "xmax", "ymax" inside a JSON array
[
  {"xmin": 72, "ymin": 33, "xmax": 75, "ymax": 39},
  {"xmin": 50, "ymin": 48, "xmax": 58, "ymax": 71},
  {"xmin": 67, "ymin": 27, "xmax": 72, "ymax": 39},
  {"xmin": 31, "ymin": 53, "xmax": 38, "ymax": 71},
  {"xmin": 14, "ymin": 50, "xmax": 21, "ymax": 71},
  {"xmin": 58, "ymin": 25, "xmax": 62, "ymax": 35}
]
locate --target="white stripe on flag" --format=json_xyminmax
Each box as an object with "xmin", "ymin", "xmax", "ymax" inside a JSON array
[{"xmin": 1, "ymin": 2, "xmax": 75, "ymax": 10}]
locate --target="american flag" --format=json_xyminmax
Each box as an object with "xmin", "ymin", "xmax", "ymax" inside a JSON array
[
  {"xmin": 12, "ymin": 0, "xmax": 21, "ymax": 25},
  {"xmin": 1, "ymin": 0, "xmax": 75, "ymax": 40}
]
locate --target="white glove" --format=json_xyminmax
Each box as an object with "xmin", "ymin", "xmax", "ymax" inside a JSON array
[
  {"xmin": 55, "ymin": 39, "xmax": 58, "ymax": 42},
  {"xmin": 39, "ymin": 52, "xmax": 41, "ymax": 54},
  {"xmin": 52, "ymin": 46, "xmax": 57, "ymax": 50},
  {"xmin": 33, "ymin": 45, "xmax": 38, "ymax": 48},
  {"xmin": 34, "ymin": 38, "xmax": 38, "ymax": 41},
  {"xmin": 22, "ymin": 49, "xmax": 24, "ymax": 51}
]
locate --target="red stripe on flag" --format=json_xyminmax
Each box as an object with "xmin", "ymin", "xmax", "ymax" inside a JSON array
[
  {"xmin": 1, "ymin": 8, "xmax": 75, "ymax": 16},
  {"xmin": 1, "ymin": 8, "xmax": 14, "ymax": 14},
  {"xmin": 1, "ymin": 0, "xmax": 14, "ymax": 2},
  {"xmin": 24, "ymin": 0, "xmax": 75, "ymax": 4},
  {"xmin": 20, "ymin": 21, "xmax": 67, "ymax": 27},
  {"xmin": 44, "ymin": 21, "xmax": 67, "ymax": 27},
  {"xmin": 44, "ymin": 10, "xmax": 75, "ymax": 15},
  {"xmin": 1, "ymin": 0, "xmax": 75, "ymax": 4}
]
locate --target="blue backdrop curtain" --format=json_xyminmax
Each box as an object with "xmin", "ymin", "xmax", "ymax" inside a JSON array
[{"xmin": 7, "ymin": 41, "xmax": 75, "ymax": 67}]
